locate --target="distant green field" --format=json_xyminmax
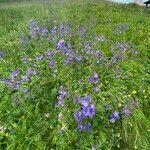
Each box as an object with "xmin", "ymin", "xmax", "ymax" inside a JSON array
[
  {"xmin": 0, "ymin": 0, "xmax": 34, "ymax": 3},
  {"xmin": 0, "ymin": 0, "xmax": 149, "ymax": 149}
]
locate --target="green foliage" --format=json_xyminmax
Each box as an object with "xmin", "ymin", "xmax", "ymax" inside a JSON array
[{"xmin": 0, "ymin": 0, "xmax": 149, "ymax": 149}]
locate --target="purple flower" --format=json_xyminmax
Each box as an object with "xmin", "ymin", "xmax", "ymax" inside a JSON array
[
  {"xmin": 93, "ymin": 86, "xmax": 100, "ymax": 93},
  {"xmin": 11, "ymin": 69, "xmax": 20, "ymax": 78},
  {"xmin": 93, "ymin": 72, "xmax": 99, "ymax": 83},
  {"xmin": 56, "ymin": 99, "xmax": 64, "ymax": 107},
  {"xmin": 123, "ymin": 106, "xmax": 131, "ymax": 117},
  {"xmin": 77, "ymin": 122, "xmax": 92, "ymax": 132},
  {"xmin": 84, "ymin": 122, "xmax": 92, "ymax": 131},
  {"xmin": 84, "ymin": 41, "xmax": 89, "ymax": 48},
  {"xmin": 75, "ymin": 55, "xmax": 82, "ymax": 62},
  {"xmin": 64, "ymin": 57, "xmax": 74, "ymax": 65},
  {"xmin": 79, "ymin": 95, "xmax": 92, "ymax": 107},
  {"xmin": 29, "ymin": 19, "xmax": 38, "ymax": 29},
  {"xmin": 17, "ymin": 79, "xmax": 23, "ymax": 84},
  {"xmin": 22, "ymin": 76, "xmax": 30, "ymax": 82},
  {"xmin": 110, "ymin": 110, "xmax": 120, "ymax": 123},
  {"xmin": 111, "ymin": 42, "xmax": 130, "ymax": 53},
  {"xmin": 74, "ymin": 110, "xmax": 84, "ymax": 123},
  {"xmin": 51, "ymin": 26, "xmax": 57, "ymax": 35},
  {"xmin": 26, "ymin": 68, "xmax": 33, "ymax": 76},
  {"xmin": 3, "ymin": 78, "xmax": 12, "ymax": 85},
  {"xmin": 77, "ymin": 124, "xmax": 84, "ymax": 131},
  {"xmin": 60, "ymin": 23, "xmax": 65, "ymax": 32},
  {"xmin": 26, "ymin": 68, "xmax": 37, "ymax": 76},
  {"xmin": 78, "ymin": 27, "xmax": 86, "ymax": 37},
  {"xmin": 57, "ymin": 39, "xmax": 65, "ymax": 49},
  {"xmin": 47, "ymin": 50, "xmax": 54, "ymax": 60},
  {"xmin": 88, "ymin": 77, "xmax": 95, "ymax": 83},
  {"xmin": 30, "ymin": 30, "xmax": 37, "ymax": 38},
  {"xmin": 67, "ymin": 49, "xmax": 75, "ymax": 56},
  {"xmin": 74, "ymin": 94, "xmax": 95, "ymax": 132},
  {"xmin": 56, "ymin": 87, "xmax": 68, "ymax": 107},
  {"xmin": 12, "ymin": 84, "xmax": 19, "ymax": 91},
  {"xmin": 111, "ymin": 52, "xmax": 125, "ymax": 65},
  {"xmin": 58, "ymin": 89, "xmax": 68, "ymax": 99},
  {"xmin": 29, "ymin": 19, "xmax": 39, "ymax": 38},
  {"xmin": 130, "ymin": 100, "xmax": 138, "ymax": 107},
  {"xmin": 56, "ymin": 97, "xmax": 65, "ymax": 107},
  {"xmin": 88, "ymin": 72, "xmax": 99, "ymax": 84},
  {"xmin": 36, "ymin": 55, "xmax": 44, "ymax": 61},
  {"xmin": 82, "ymin": 104, "xmax": 95, "ymax": 118},
  {"xmin": 49, "ymin": 61, "xmax": 55, "ymax": 68},
  {"xmin": 39, "ymin": 27, "xmax": 49, "ymax": 37},
  {"xmin": 61, "ymin": 47, "xmax": 69, "ymax": 55}
]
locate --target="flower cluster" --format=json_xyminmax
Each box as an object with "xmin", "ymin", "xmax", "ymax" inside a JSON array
[
  {"xmin": 88, "ymin": 72, "xmax": 100, "ymax": 93},
  {"xmin": 84, "ymin": 42, "xmax": 107, "ymax": 63},
  {"xmin": 109, "ymin": 110, "xmax": 120, "ymax": 123},
  {"xmin": 74, "ymin": 95, "xmax": 95, "ymax": 131},
  {"xmin": 1, "ymin": 19, "xmax": 140, "ymax": 138},
  {"xmin": 2, "ymin": 69, "xmax": 21, "ymax": 91},
  {"xmin": 27, "ymin": 20, "xmax": 137, "ymax": 71},
  {"xmin": 47, "ymin": 50, "xmax": 55, "ymax": 68},
  {"xmin": 36, "ymin": 54, "xmax": 45, "ymax": 62},
  {"xmin": 39, "ymin": 27, "xmax": 49, "ymax": 38},
  {"xmin": 111, "ymin": 51, "xmax": 125, "ymax": 65},
  {"xmin": 2, "ymin": 67, "xmax": 37, "ymax": 97},
  {"xmin": 109, "ymin": 100, "xmax": 138, "ymax": 123},
  {"xmin": 110, "ymin": 42, "xmax": 135, "ymax": 65},
  {"xmin": 78, "ymin": 26, "xmax": 86, "ymax": 37},
  {"xmin": 88, "ymin": 72, "xmax": 99, "ymax": 84},
  {"xmin": 29, "ymin": 19, "xmax": 49, "ymax": 38},
  {"xmin": 29, "ymin": 19, "xmax": 39, "ymax": 38},
  {"xmin": 57, "ymin": 39, "xmax": 82, "ymax": 65},
  {"xmin": 56, "ymin": 87, "xmax": 68, "ymax": 107},
  {"xmin": 122, "ymin": 99, "xmax": 138, "ymax": 117}
]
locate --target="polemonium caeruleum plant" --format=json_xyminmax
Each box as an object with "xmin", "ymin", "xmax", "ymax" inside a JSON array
[{"xmin": 0, "ymin": 14, "xmax": 147, "ymax": 150}]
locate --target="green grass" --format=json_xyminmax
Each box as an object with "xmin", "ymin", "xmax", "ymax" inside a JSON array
[{"xmin": 0, "ymin": 0, "xmax": 150, "ymax": 149}]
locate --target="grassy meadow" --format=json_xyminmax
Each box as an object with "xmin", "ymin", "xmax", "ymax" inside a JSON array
[{"xmin": 0, "ymin": 0, "xmax": 150, "ymax": 149}]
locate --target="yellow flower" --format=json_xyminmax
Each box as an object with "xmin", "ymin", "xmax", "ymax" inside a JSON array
[
  {"xmin": 127, "ymin": 95, "xmax": 131, "ymax": 98},
  {"xmin": 134, "ymin": 145, "xmax": 138, "ymax": 149},
  {"xmin": 5, "ymin": 133, "xmax": 9, "ymax": 137},
  {"xmin": 118, "ymin": 103, "xmax": 122, "ymax": 108},
  {"xmin": 132, "ymin": 90, "xmax": 137, "ymax": 94}
]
